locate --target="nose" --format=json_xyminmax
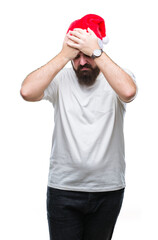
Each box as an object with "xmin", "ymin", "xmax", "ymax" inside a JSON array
[{"xmin": 79, "ymin": 54, "xmax": 87, "ymax": 66}]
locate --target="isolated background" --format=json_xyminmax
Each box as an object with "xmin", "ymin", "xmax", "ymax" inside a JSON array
[{"xmin": 0, "ymin": 0, "xmax": 157, "ymax": 239}]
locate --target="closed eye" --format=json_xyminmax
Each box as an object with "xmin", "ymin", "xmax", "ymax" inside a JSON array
[{"xmin": 74, "ymin": 54, "xmax": 80, "ymax": 60}]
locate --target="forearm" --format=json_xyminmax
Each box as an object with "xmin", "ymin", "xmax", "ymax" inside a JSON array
[
  {"xmin": 94, "ymin": 52, "xmax": 137, "ymax": 102},
  {"xmin": 67, "ymin": 28, "xmax": 137, "ymax": 102},
  {"xmin": 20, "ymin": 51, "xmax": 69, "ymax": 101}
]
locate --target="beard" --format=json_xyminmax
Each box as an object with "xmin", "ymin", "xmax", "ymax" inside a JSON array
[{"xmin": 72, "ymin": 63, "xmax": 100, "ymax": 87}]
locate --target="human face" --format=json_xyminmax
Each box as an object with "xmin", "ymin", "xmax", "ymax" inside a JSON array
[{"xmin": 72, "ymin": 52, "xmax": 100, "ymax": 86}]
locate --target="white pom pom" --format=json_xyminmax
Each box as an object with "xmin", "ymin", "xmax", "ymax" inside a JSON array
[
  {"xmin": 98, "ymin": 38, "xmax": 103, "ymax": 49},
  {"xmin": 102, "ymin": 36, "xmax": 109, "ymax": 44}
]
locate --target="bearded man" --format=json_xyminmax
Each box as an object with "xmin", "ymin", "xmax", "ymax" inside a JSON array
[{"xmin": 20, "ymin": 14, "xmax": 137, "ymax": 240}]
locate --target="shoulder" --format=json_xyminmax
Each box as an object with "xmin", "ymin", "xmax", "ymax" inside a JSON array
[
  {"xmin": 58, "ymin": 67, "xmax": 75, "ymax": 78},
  {"xmin": 55, "ymin": 68, "xmax": 77, "ymax": 89},
  {"xmin": 55, "ymin": 68, "xmax": 75, "ymax": 83}
]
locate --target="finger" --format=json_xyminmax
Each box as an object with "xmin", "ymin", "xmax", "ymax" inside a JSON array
[
  {"xmin": 87, "ymin": 28, "xmax": 95, "ymax": 35},
  {"xmin": 69, "ymin": 30, "xmax": 82, "ymax": 39},
  {"xmin": 67, "ymin": 40, "xmax": 79, "ymax": 49},
  {"xmin": 67, "ymin": 34, "xmax": 82, "ymax": 44},
  {"xmin": 73, "ymin": 28, "xmax": 87, "ymax": 34}
]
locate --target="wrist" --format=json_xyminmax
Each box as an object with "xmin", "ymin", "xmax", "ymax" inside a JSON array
[
  {"xmin": 91, "ymin": 49, "xmax": 103, "ymax": 59},
  {"xmin": 89, "ymin": 42, "xmax": 100, "ymax": 56},
  {"xmin": 59, "ymin": 51, "xmax": 71, "ymax": 63}
]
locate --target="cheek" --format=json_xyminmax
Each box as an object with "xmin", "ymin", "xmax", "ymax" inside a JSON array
[{"xmin": 88, "ymin": 59, "xmax": 97, "ymax": 68}]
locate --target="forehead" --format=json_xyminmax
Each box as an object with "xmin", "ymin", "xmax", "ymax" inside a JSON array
[
  {"xmin": 74, "ymin": 52, "xmax": 92, "ymax": 60},
  {"xmin": 77, "ymin": 52, "xmax": 88, "ymax": 57}
]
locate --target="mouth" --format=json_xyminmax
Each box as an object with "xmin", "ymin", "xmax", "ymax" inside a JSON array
[{"xmin": 81, "ymin": 67, "xmax": 91, "ymax": 71}]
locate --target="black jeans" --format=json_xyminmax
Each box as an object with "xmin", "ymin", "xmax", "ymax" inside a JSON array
[{"xmin": 47, "ymin": 186, "xmax": 124, "ymax": 240}]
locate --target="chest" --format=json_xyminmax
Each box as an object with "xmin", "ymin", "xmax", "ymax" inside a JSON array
[{"xmin": 58, "ymin": 83, "xmax": 116, "ymax": 122}]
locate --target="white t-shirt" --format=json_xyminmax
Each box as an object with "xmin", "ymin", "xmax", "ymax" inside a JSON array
[{"xmin": 43, "ymin": 67, "xmax": 136, "ymax": 192}]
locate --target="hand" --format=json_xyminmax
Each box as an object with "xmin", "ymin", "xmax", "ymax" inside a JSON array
[
  {"xmin": 61, "ymin": 35, "xmax": 79, "ymax": 61},
  {"xmin": 66, "ymin": 28, "xmax": 100, "ymax": 56}
]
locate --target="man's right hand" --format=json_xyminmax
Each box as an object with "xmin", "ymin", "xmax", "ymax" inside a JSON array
[{"xmin": 61, "ymin": 34, "xmax": 79, "ymax": 61}]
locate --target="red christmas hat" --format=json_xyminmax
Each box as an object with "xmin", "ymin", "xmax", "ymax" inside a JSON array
[{"xmin": 67, "ymin": 14, "xmax": 109, "ymax": 48}]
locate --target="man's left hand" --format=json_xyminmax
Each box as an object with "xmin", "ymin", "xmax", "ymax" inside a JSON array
[{"xmin": 66, "ymin": 28, "xmax": 100, "ymax": 57}]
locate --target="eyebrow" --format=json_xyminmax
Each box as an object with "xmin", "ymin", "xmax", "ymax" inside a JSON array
[{"xmin": 84, "ymin": 54, "xmax": 91, "ymax": 58}]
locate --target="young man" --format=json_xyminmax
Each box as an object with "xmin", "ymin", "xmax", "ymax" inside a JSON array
[{"xmin": 21, "ymin": 14, "xmax": 137, "ymax": 240}]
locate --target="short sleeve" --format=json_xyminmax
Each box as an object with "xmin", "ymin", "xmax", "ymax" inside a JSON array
[
  {"xmin": 117, "ymin": 68, "xmax": 137, "ymax": 108},
  {"xmin": 42, "ymin": 72, "xmax": 61, "ymax": 105}
]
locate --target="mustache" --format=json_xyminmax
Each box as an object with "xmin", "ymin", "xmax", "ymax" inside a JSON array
[{"xmin": 77, "ymin": 64, "xmax": 93, "ymax": 71}]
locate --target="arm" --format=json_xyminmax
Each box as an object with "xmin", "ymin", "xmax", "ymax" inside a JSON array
[
  {"xmin": 20, "ymin": 36, "xmax": 79, "ymax": 102},
  {"xmin": 67, "ymin": 28, "xmax": 137, "ymax": 103},
  {"xmin": 94, "ymin": 52, "xmax": 137, "ymax": 102}
]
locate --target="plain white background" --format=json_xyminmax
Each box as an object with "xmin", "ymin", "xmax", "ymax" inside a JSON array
[{"xmin": 0, "ymin": 0, "xmax": 158, "ymax": 239}]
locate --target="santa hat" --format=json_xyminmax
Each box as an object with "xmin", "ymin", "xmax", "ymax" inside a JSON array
[{"xmin": 67, "ymin": 14, "xmax": 109, "ymax": 49}]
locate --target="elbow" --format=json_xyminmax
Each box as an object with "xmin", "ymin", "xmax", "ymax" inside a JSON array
[
  {"xmin": 20, "ymin": 86, "xmax": 35, "ymax": 101},
  {"xmin": 20, "ymin": 86, "xmax": 43, "ymax": 102},
  {"xmin": 123, "ymin": 85, "xmax": 137, "ymax": 102},
  {"xmin": 20, "ymin": 86, "xmax": 31, "ymax": 101}
]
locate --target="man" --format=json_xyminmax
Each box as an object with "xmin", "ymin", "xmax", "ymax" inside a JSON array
[{"xmin": 21, "ymin": 14, "xmax": 137, "ymax": 240}]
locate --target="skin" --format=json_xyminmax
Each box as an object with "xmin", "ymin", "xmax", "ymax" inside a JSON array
[
  {"xmin": 72, "ymin": 52, "xmax": 98, "ymax": 71},
  {"xmin": 67, "ymin": 28, "xmax": 137, "ymax": 102},
  {"xmin": 20, "ymin": 28, "xmax": 137, "ymax": 102},
  {"xmin": 20, "ymin": 35, "xmax": 79, "ymax": 101}
]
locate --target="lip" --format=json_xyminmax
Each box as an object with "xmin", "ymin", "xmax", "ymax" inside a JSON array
[{"xmin": 81, "ymin": 67, "xmax": 91, "ymax": 71}]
